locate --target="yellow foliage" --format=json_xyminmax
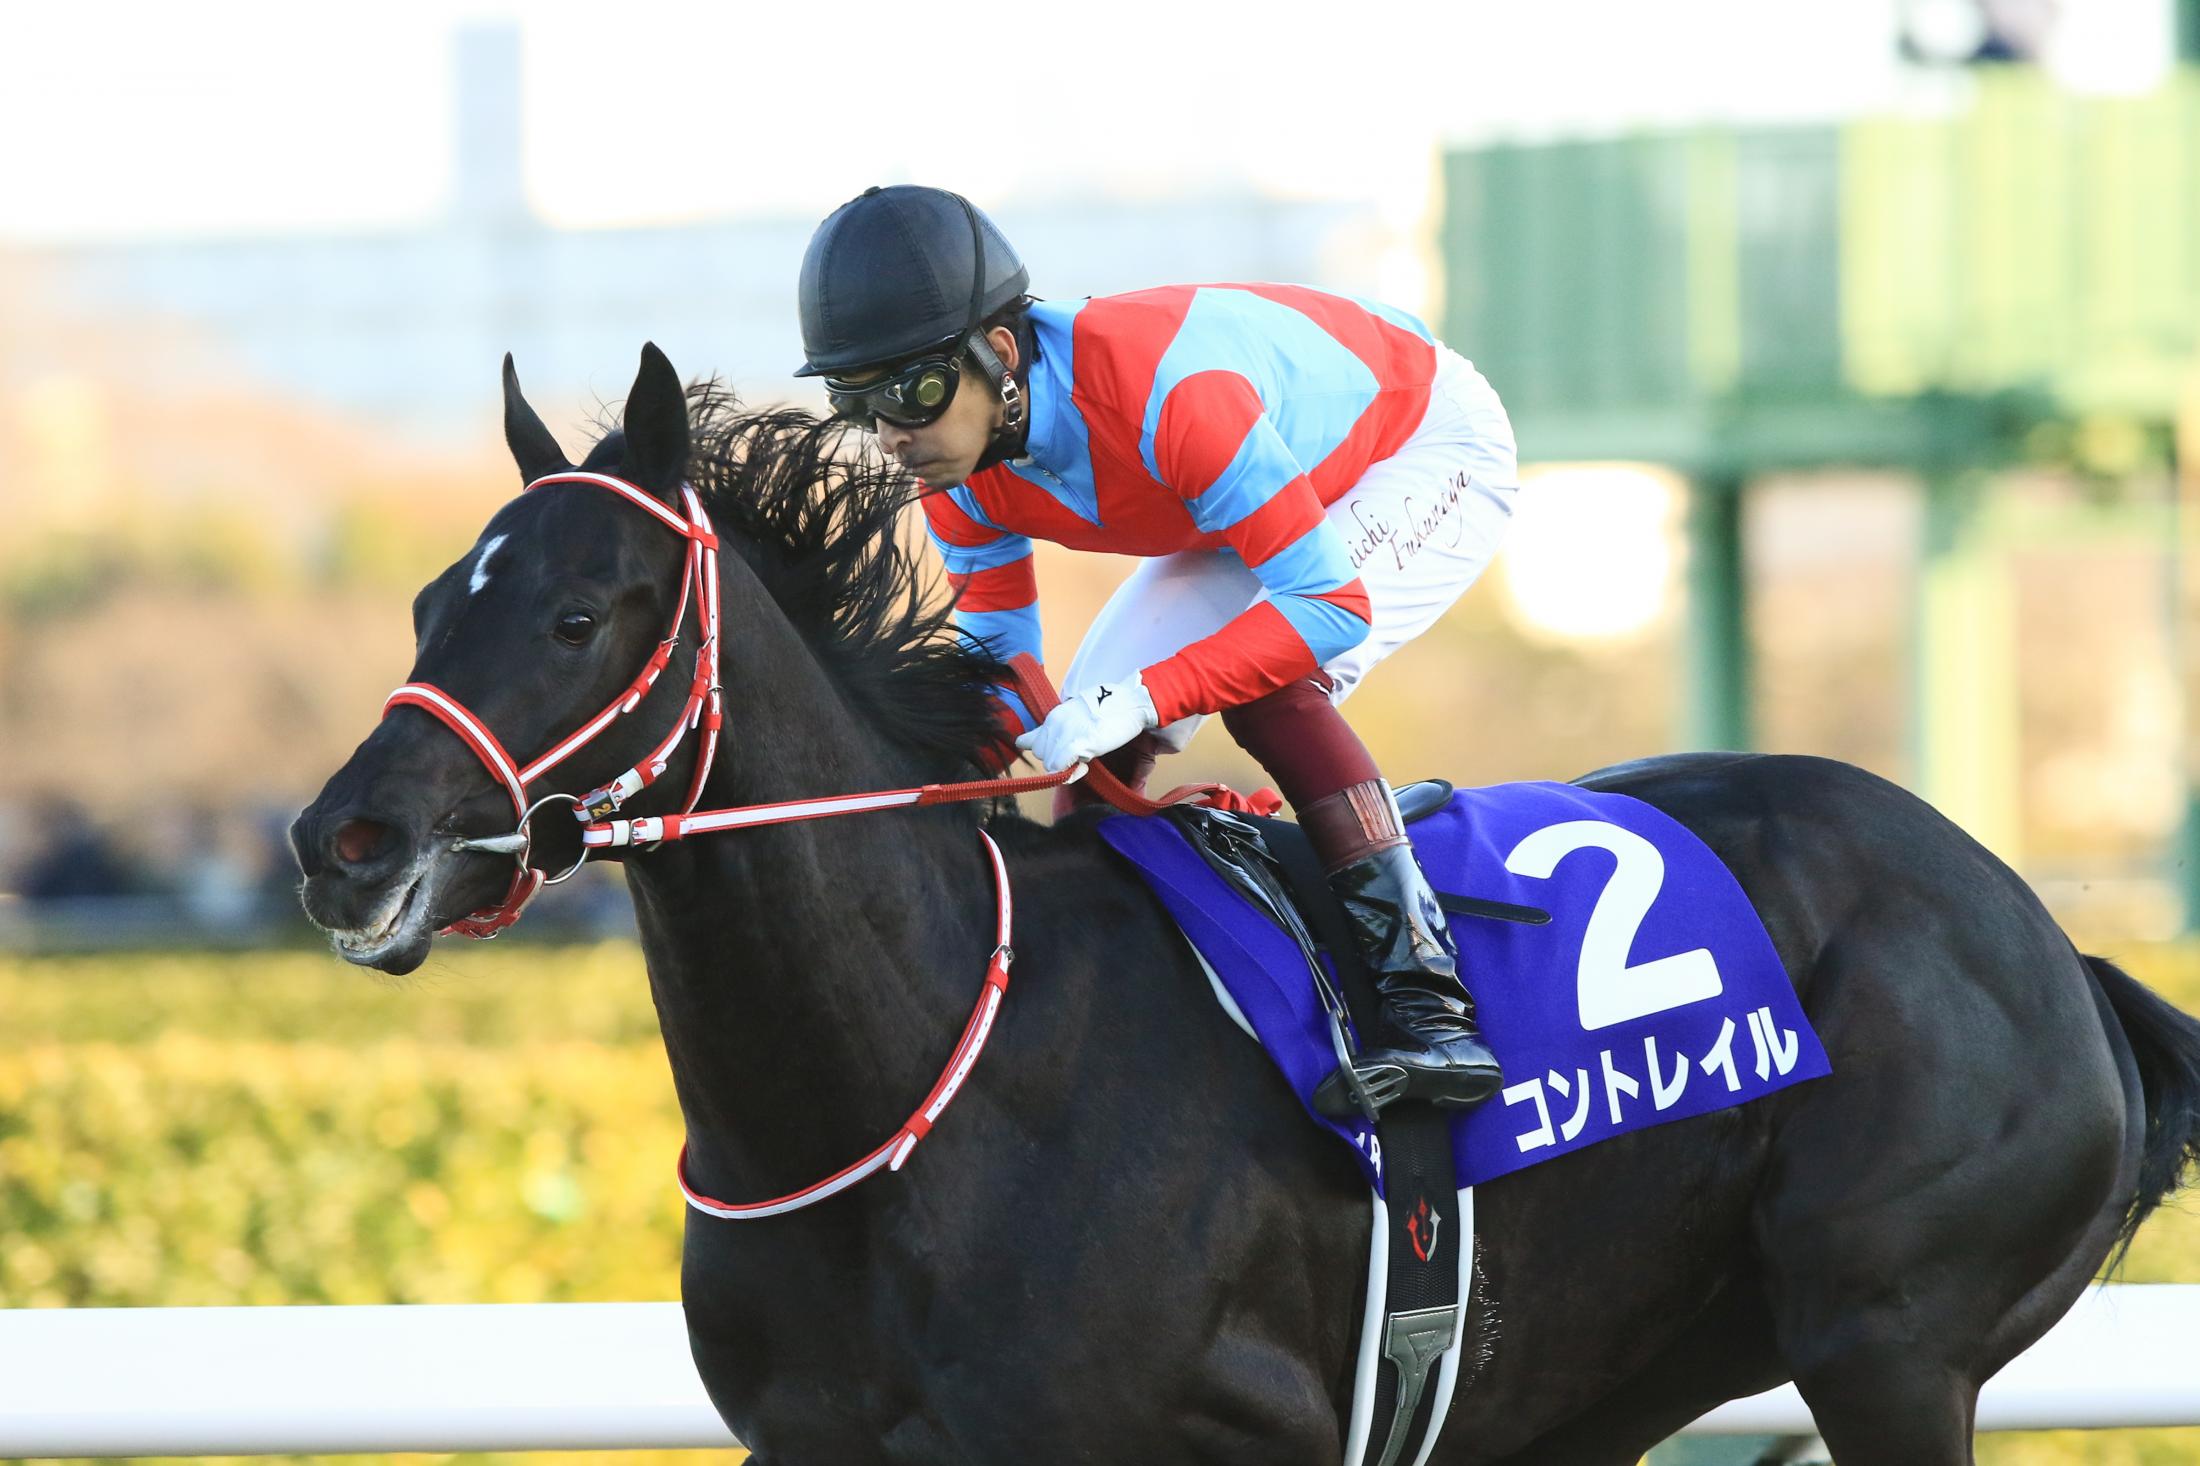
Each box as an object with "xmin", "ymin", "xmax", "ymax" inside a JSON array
[
  {"xmin": 0, "ymin": 945, "xmax": 739, "ymax": 1464},
  {"xmin": 7, "ymin": 1448, "xmax": 740, "ymax": 1465},
  {"xmin": 0, "ymin": 1034, "xmax": 685, "ymax": 1309},
  {"xmin": 1980, "ymin": 1434, "xmax": 2200, "ymax": 1464}
]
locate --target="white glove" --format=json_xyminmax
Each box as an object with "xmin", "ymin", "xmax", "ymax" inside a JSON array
[{"xmin": 1015, "ymin": 674, "xmax": 1160, "ymax": 774}]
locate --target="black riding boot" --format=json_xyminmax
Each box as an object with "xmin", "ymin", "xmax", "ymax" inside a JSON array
[{"xmin": 1303, "ymin": 781, "xmax": 1503, "ymax": 1116}]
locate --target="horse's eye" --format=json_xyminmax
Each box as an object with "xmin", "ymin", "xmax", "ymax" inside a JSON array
[{"xmin": 554, "ymin": 611, "xmax": 598, "ymax": 647}]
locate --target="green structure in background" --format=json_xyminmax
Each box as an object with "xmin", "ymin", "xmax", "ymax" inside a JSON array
[{"xmin": 1440, "ymin": 71, "xmax": 2200, "ymax": 888}]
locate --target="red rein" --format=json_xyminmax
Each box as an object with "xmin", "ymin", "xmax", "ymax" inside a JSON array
[
  {"xmin": 378, "ymin": 469, "xmax": 1276, "ymax": 1218},
  {"xmin": 579, "ymin": 654, "xmax": 1274, "ymax": 849}
]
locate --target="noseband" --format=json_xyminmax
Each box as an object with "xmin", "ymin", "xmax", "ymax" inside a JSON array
[{"xmin": 381, "ymin": 470, "xmax": 723, "ymax": 937}]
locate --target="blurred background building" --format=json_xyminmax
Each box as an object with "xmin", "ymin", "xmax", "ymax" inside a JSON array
[
  {"xmin": 4, "ymin": 0, "xmax": 2198, "ymax": 950},
  {"xmin": 34, "ymin": 26, "xmax": 1374, "ymax": 442}
]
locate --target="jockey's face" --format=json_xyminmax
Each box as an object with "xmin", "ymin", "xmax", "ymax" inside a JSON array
[{"xmin": 870, "ymin": 325, "xmax": 1019, "ymax": 489}]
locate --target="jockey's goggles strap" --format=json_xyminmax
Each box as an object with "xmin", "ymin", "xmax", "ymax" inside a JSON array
[
  {"xmin": 947, "ymin": 188, "xmax": 1023, "ymax": 440},
  {"xmin": 965, "ymin": 329, "xmax": 1023, "ymax": 434}
]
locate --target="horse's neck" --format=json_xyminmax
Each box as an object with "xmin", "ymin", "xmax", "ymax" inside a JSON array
[{"xmin": 622, "ymin": 610, "xmax": 995, "ymax": 1199}]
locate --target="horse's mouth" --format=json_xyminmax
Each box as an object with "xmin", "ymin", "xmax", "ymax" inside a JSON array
[{"xmin": 315, "ymin": 853, "xmax": 451, "ymax": 975}]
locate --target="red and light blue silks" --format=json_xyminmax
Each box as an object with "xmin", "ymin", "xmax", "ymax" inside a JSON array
[{"xmin": 921, "ymin": 283, "xmax": 1441, "ymax": 729}]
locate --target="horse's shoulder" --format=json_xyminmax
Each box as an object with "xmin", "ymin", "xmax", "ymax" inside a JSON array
[{"xmin": 983, "ymin": 812, "xmax": 1176, "ymax": 929}]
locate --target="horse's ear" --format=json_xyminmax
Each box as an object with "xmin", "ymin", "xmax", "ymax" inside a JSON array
[
  {"xmin": 621, "ymin": 342, "xmax": 691, "ymax": 498},
  {"xmin": 502, "ymin": 354, "xmax": 570, "ymax": 485}
]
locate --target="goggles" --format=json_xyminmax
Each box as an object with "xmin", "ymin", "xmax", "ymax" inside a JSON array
[{"xmin": 825, "ymin": 351, "xmax": 965, "ymax": 429}]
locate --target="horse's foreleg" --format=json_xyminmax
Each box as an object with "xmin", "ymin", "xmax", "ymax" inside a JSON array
[
  {"xmin": 1783, "ymin": 1346, "xmax": 1975, "ymax": 1464},
  {"xmin": 1175, "ymin": 1324, "xmax": 1343, "ymax": 1466}
]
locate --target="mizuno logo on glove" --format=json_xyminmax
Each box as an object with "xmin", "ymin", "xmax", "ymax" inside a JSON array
[{"xmin": 1013, "ymin": 672, "xmax": 1161, "ymax": 774}]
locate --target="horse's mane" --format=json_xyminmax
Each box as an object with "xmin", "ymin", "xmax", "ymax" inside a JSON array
[{"xmin": 628, "ymin": 382, "xmax": 1007, "ymax": 773}]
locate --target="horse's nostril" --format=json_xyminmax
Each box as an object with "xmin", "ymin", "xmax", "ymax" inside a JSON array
[{"xmin": 332, "ymin": 818, "xmax": 394, "ymax": 867}]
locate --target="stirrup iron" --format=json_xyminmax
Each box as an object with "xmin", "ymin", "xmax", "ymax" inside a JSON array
[{"xmin": 1314, "ymin": 1058, "xmax": 1410, "ymax": 1119}]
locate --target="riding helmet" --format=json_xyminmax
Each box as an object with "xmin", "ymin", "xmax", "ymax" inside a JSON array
[{"xmin": 795, "ymin": 186, "xmax": 1029, "ymax": 377}]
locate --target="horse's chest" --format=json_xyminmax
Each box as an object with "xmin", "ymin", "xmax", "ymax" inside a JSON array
[
  {"xmin": 680, "ymin": 1228, "xmax": 993, "ymax": 1462},
  {"xmin": 678, "ymin": 1200, "xmax": 1255, "ymax": 1465}
]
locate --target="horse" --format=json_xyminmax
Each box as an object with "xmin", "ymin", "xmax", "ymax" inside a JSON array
[{"xmin": 294, "ymin": 344, "xmax": 2200, "ymax": 1465}]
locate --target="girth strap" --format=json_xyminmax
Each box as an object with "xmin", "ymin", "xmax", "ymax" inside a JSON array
[{"xmin": 1252, "ymin": 814, "xmax": 1473, "ymax": 1466}]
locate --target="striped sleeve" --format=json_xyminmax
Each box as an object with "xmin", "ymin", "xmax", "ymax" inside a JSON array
[
  {"xmin": 920, "ymin": 488, "xmax": 1042, "ymax": 732},
  {"xmin": 1137, "ymin": 370, "xmax": 1371, "ymax": 724}
]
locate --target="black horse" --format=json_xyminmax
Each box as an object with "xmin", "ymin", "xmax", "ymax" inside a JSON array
[{"xmin": 295, "ymin": 346, "xmax": 2200, "ymax": 1464}]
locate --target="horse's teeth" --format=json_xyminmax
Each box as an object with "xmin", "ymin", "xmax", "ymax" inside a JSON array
[{"xmin": 334, "ymin": 876, "xmax": 418, "ymax": 953}]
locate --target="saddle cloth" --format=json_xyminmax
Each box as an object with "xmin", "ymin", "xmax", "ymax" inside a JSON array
[{"xmin": 1099, "ymin": 781, "xmax": 1831, "ymax": 1190}]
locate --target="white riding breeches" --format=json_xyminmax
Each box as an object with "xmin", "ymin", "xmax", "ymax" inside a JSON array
[{"xmin": 1062, "ymin": 347, "xmax": 1518, "ymax": 752}]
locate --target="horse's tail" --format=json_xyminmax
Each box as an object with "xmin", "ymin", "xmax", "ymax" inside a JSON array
[{"xmin": 2086, "ymin": 953, "xmax": 2200, "ymax": 1269}]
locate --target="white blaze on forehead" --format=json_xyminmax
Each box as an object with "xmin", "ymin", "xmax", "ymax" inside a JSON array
[{"xmin": 468, "ymin": 533, "xmax": 509, "ymax": 595}]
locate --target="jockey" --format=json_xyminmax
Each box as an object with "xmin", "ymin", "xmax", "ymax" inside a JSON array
[{"xmin": 796, "ymin": 185, "xmax": 1515, "ymax": 1115}]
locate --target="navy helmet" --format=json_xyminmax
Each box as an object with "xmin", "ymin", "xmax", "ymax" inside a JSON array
[{"xmin": 795, "ymin": 185, "xmax": 1029, "ymax": 378}]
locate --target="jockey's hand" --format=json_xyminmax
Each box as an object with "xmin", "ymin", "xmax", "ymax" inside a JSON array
[{"xmin": 1016, "ymin": 674, "xmax": 1159, "ymax": 773}]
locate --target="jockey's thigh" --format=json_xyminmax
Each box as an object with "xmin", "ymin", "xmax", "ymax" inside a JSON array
[{"xmin": 1063, "ymin": 348, "xmax": 1518, "ymax": 754}]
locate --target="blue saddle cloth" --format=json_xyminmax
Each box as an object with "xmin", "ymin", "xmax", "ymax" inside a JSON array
[{"xmin": 1099, "ymin": 782, "xmax": 1831, "ymax": 1191}]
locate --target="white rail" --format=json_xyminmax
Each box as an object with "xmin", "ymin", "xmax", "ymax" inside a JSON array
[
  {"xmin": 0, "ymin": 1286, "xmax": 2194, "ymax": 1456},
  {"xmin": 0, "ymin": 1303, "xmax": 735, "ymax": 1456}
]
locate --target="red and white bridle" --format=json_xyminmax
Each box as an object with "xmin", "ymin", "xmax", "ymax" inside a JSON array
[
  {"xmin": 372, "ymin": 467, "xmax": 1261, "ymax": 1221},
  {"xmin": 381, "ymin": 470, "xmax": 723, "ymax": 938}
]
